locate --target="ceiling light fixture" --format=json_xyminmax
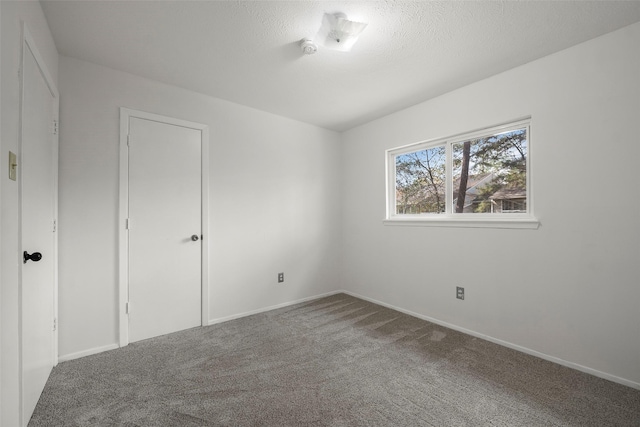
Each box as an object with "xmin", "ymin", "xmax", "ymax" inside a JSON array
[{"xmin": 316, "ymin": 12, "xmax": 368, "ymax": 52}]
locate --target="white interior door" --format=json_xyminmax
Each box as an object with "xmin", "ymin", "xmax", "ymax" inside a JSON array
[
  {"xmin": 20, "ymin": 35, "xmax": 57, "ymax": 425},
  {"xmin": 127, "ymin": 117, "xmax": 202, "ymax": 343}
]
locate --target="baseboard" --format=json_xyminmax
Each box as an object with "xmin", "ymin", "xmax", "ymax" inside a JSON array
[
  {"xmin": 341, "ymin": 290, "xmax": 640, "ymax": 391},
  {"xmin": 58, "ymin": 292, "xmax": 345, "ymax": 363},
  {"xmin": 57, "ymin": 290, "xmax": 639, "ymax": 390},
  {"xmin": 208, "ymin": 290, "xmax": 344, "ymax": 326},
  {"xmin": 58, "ymin": 343, "xmax": 120, "ymax": 363}
]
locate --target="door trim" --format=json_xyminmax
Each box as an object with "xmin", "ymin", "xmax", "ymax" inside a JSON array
[
  {"xmin": 118, "ymin": 108, "xmax": 209, "ymax": 347},
  {"xmin": 18, "ymin": 23, "xmax": 59, "ymax": 426}
]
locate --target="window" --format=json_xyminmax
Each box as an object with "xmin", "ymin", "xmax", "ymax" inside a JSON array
[
  {"xmin": 501, "ymin": 199, "xmax": 526, "ymax": 213},
  {"xmin": 386, "ymin": 119, "xmax": 538, "ymax": 228}
]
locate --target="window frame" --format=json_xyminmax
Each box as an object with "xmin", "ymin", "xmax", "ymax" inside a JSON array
[{"xmin": 385, "ymin": 118, "xmax": 539, "ymax": 229}]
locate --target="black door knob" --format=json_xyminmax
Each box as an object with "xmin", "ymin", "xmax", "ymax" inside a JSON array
[
  {"xmin": 24, "ymin": 251, "xmax": 42, "ymax": 264},
  {"xmin": 191, "ymin": 235, "xmax": 199, "ymax": 241}
]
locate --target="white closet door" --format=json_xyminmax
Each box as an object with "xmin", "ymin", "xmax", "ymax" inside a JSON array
[
  {"xmin": 21, "ymin": 40, "xmax": 56, "ymax": 425},
  {"xmin": 128, "ymin": 117, "xmax": 202, "ymax": 343}
]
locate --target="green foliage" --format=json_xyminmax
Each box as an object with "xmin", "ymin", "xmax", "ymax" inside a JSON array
[{"xmin": 470, "ymin": 129, "xmax": 527, "ymax": 213}]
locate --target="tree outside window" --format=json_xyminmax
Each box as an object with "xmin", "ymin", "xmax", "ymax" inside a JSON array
[{"xmin": 391, "ymin": 120, "xmax": 529, "ymax": 218}]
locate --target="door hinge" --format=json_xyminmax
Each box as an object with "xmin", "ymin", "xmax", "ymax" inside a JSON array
[
  {"xmin": 126, "ymin": 218, "xmax": 131, "ymax": 229},
  {"xmin": 53, "ymin": 219, "xmax": 57, "ymax": 232},
  {"xmin": 52, "ymin": 119, "xmax": 58, "ymax": 135},
  {"xmin": 126, "ymin": 302, "xmax": 131, "ymax": 314},
  {"xmin": 53, "ymin": 318, "xmax": 57, "ymax": 331},
  {"xmin": 127, "ymin": 134, "xmax": 131, "ymax": 146}
]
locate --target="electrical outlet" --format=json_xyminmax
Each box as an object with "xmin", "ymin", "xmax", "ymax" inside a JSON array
[
  {"xmin": 278, "ymin": 272, "xmax": 284, "ymax": 283},
  {"xmin": 456, "ymin": 287, "xmax": 464, "ymax": 300}
]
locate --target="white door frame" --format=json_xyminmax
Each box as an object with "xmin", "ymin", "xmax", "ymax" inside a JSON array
[
  {"xmin": 18, "ymin": 23, "xmax": 59, "ymax": 425},
  {"xmin": 118, "ymin": 108, "xmax": 209, "ymax": 347}
]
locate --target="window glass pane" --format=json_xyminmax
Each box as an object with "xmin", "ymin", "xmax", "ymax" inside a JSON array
[
  {"xmin": 395, "ymin": 146, "xmax": 446, "ymax": 214},
  {"xmin": 452, "ymin": 128, "xmax": 527, "ymax": 214}
]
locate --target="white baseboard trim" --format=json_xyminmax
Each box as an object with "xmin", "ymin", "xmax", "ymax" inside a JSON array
[
  {"xmin": 56, "ymin": 290, "xmax": 638, "ymax": 390},
  {"xmin": 58, "ymin": 292, "xmax": 345, "ymax": 363},
  {"xmin": 341, "ymin": 290, "xmax": 640, "ymax": 391},
  {"xmin": 208, "ymin": 290, "xmax": 344, "ymax": 326},
  {"xmin": 58, "ymin": 343, "xmax": 120, "ymax": 363}
]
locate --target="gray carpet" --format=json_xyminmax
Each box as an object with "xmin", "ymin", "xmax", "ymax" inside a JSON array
[{"xmin": 30, "ymin": 293, "xmax": 640, "ymax": 426}]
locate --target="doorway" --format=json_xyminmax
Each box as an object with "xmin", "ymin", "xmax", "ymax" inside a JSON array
[
  {"xmin": 119, "ymin": 109, "xmax": 209, "ymax": 345},
  {"xmin": 19, "ymin": 26, "xmax": 59, "ymax": 426}
]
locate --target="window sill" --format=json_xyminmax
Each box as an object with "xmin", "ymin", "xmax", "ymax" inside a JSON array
[{"xmin": 383, "ymin": 216, "xmax": 540, "ymax": 229}]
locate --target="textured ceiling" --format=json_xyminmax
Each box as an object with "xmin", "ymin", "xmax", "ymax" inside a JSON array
[{"xmin": 41, "ymin": 1, "xmax": 640, "ymax": 132}]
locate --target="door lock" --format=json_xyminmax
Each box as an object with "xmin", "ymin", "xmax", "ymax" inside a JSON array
[
  {"xmin": 191, "ymin": 235, "xmax": 199, "ymax": 242},
  {"xmin": 24, "ymin": 251, "xmax": 42, "ymax": 264}
]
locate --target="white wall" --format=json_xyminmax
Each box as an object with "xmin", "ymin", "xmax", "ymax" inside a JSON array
[
  {"xmin": 57, "ymin": 56, "xmax": 343, "ymax": 359},
  {"xmin": 1, "ymin": 1, "xmax": 59, "ymax": 425},
  {"xmin": 3, "ymin": 11, "xmax": 638, "ymax": 426},
  {"xmin": 341, "ymin": 22, "xmax": 640, "ymax": 387}
]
